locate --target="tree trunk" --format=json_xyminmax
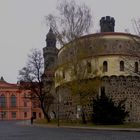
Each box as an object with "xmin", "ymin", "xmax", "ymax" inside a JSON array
[
  {"xmin": 81, "ymin": 107, "xmax": 87, "ymax": 124},
  {"xmin": 40, "ymin": 101, "xmax": 50, "ymax": 123},
  {"xmin": 79, "ymin": 93, "xmax": 87, "ymax": 124}
]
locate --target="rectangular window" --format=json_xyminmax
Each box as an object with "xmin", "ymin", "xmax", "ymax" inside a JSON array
[
  {"xmin": 11, "ymin": 95, "xmax": 17, "ymax": 107},
  {"xmin": 24, "ymin": 112, "xmax": 27, "ymax": 118},
  {"xmin": 3, "ymin": 112, "xmax": 6, "ymax": 118},
  {"xmin": 0, "ymin": 95, "xmax": 6, "ymax": 108},
  {"xmin": 24, "ymin": 101, "xmax": 27, "ymax": 107},
  {"xmin": 1, "ymin": 111, "xmax": 6, "ymax": 119},
  {"xmin": 11, "ymin": 112, "xmax": 16, "ymax": 118}
]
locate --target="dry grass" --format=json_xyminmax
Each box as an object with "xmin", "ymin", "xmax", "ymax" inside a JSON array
[{"xmin": 35, "ymin": 119, "xmax": 140, "ymax": 128}]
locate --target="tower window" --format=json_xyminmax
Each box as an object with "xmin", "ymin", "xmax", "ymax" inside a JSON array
[
  {"xmin": 24, "ymin": 112, "xmax": 27, "ymax": 118},
  {"xmin": 87, "ymin": 61, "xmax": 92, "ymax": 73},
  {"xmin": 120, "ymin": 61, "xmax": 124, "ymax": 71},
  {"xmin": 135, "ymin": 62, "xmax": 138, "ymax": 73},
  {"xmin": 103, "ymin": 61, "xmax": 108, "ymax": 72}
]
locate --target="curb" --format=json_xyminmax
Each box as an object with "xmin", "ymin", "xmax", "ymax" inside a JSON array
[
  {"xmin": 18, "ymin": 121, "xmax": 140, "ymax": 132},
  {"xmin": 32, "ymin": 123, "xmax": 140, "ymax": 132},
  {"xmin": 59, "ymin": 126, "xmax": 140, "ymax": 132}
]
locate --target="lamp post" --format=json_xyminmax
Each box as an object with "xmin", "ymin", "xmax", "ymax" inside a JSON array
[
  {"xmin": 57, "ymin": 90, "xmax": 61, "ymax": 127},
  {"xmin": 57, "ymin": 96, "xmax": 60, "ymax": 127}
]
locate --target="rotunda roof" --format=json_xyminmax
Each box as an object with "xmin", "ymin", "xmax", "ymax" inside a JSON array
[{"xmin": 57, "ymin": 32, "xmax": 140, "ymax": 65}]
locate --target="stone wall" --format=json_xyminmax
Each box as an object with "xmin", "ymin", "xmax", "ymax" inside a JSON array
[
  {"xmin": 56, "ymin": 76, "xmax": 140, "ymax": 122},
  {"xmin": 102, "ymin": 76, "xmax": 140, "ymax": 122}
]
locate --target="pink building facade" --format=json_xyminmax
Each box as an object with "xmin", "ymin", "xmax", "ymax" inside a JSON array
[{"xmin": 0, "ymin": 77, "xmax": 44, "ymax": 120}]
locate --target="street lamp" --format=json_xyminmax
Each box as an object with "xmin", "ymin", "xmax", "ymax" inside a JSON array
[
  {"xmin": 57, "ymin": 96, "xmax": 60, "ymax": 127},
  {"xmin": 57, "ymin": 90, "xmax": 61, "ymax": 127}
]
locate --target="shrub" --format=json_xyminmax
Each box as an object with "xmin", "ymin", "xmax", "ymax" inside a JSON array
[{"xmin": 92, "ymin": 93, "xmax": 129, "ymax": 125}]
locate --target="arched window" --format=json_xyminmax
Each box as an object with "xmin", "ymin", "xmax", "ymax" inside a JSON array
[
  {"xmin": 103, "ymin": 61, "xmax": 108, "ymax": 72},
  {"xmin": 135, "ymin": 62, "xmax": 138, "ymax": 73},
  {"xmin": 87, "ymin": 61, "xmax": 92, "ymax": 73},
  {"xmin": 11, "ymin": 95, "xmax": 17, "ymax": 107},
  {"xmin": 120, "ymin": 61, "xmax": 124, "ymax": 71},
  {"xmin": 101, "ymin": 87, "xmax": 105, "ymax": 96},
  {"xmin": 0, "ymin": 95, "xmax": 6, "ymax": 108},
  {"xmin": 62, "ymin": 70, "xmax": 65, "ymax": 79}
]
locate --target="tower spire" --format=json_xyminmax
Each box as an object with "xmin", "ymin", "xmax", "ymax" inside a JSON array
[{"xmin": 46, "ymin": 27, "xmax": 56, "ymax": 47}]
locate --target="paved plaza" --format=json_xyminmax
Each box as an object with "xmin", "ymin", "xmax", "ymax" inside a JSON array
[{"xmin": 0, "ymin": 121, "xmax": 140, "ymax": 140}]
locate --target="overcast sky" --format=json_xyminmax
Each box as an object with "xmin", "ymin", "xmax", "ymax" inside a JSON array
[{"xmin": 0, "ymin": 0, "xmax": 139, "ymax": 83}]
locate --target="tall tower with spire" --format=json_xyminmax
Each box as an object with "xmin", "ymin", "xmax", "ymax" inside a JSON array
[
  {"xmin": 42, "ymin": 28, "xmax": 58, "ymax": 117},
  {"xmin": 43, "ymin": 28, "xmax": 58, "ymax": 80}
]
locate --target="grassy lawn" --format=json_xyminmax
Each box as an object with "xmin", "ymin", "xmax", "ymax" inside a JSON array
[{"xmin": 35, "ymin": 119, "xmax": 140, "ymax": 128}]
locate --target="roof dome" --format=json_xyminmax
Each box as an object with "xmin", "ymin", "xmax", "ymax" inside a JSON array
[
  {"xmin": 57, "ymin": 32, "xmax": 140, "ymax": 65},
  {"xmin": 46, "ymin": 28, "xmax": 56, "ymax": 41},
  {"xmin": 46, "ymin": 28, "xmax": 56, "ymax": 47}
]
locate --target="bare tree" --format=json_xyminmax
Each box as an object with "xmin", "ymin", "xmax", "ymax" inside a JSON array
[
  {"xmin": 69, "ymin": 40, "xmax": 100, "ymax": 123},
  {"xmin": 46, "ymin": 0, "xmax": 93, "ymax": 45},
  {"xmin": 132, "ymin": 18, "xmax": 140, "ymax": 36},
  {"xmin": 56, "ymin": 39, "xmax": 100, "ymax": 123},
  {"xmin": 18, "ymin": 49, "xmax": 53, "ymax": 122}
]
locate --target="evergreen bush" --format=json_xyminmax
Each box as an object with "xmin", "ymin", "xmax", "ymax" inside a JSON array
[{"xmin": 92, "ymin": 93, "xmax": 129, "ymax": 125}]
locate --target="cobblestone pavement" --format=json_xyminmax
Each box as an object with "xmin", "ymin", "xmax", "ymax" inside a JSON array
[{"xmin": 0, "ymin": 121, "xmax": 140, "ymax": 140}]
